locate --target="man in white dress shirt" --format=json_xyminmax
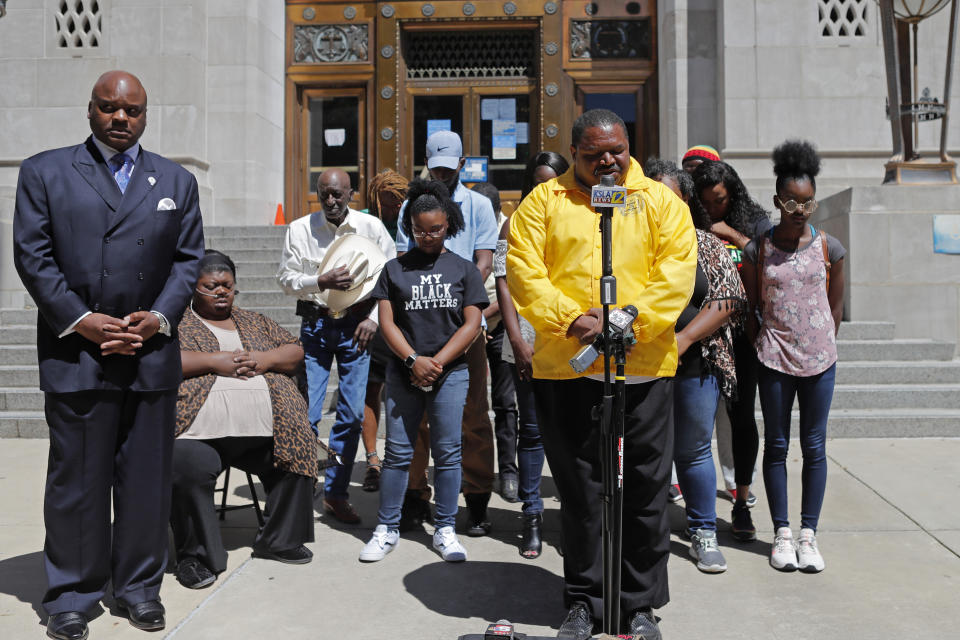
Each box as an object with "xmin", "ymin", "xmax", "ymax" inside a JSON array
[{"xmin": 278, "ymin": 168, "xmax": 396, "ymax": 523}]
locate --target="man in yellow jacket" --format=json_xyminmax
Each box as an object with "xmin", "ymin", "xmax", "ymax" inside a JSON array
[{"xmin": 507, "ymin": 109, "xmax": 696, "ymax": 640}]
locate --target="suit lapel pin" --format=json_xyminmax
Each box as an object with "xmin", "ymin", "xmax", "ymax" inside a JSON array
[{"xmin": 147, "ymin": 176, "xmax": 156, "ymax": 186}]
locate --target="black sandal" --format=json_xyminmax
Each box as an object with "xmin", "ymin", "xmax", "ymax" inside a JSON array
[{"xmin": 362, "ymin": 451, "xmax": 381, "ymax": 492}]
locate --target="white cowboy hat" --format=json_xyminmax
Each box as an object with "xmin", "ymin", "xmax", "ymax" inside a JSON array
[{"xmin": 316, "ymin": 233, "xmax": 388, "ymax": 313}]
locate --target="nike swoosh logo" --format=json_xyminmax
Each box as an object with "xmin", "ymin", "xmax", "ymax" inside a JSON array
[{"xmin": 437, "ymin": 146, "xmax": 448, "ymax": 152}]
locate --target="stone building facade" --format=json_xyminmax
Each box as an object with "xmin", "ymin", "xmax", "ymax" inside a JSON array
[{"xmin": 1, "ymin": 0, "xmax": 958, "ymax": 340}]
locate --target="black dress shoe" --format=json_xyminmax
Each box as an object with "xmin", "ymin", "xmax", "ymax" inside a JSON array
[
  {"xmin": 465, "ymin": 492, "xmax": 492, "ymax": 537},
  {"xmin": 558, "ymin": 602, "xmax": 593, "ymax": 640},
  {"xmin": 499, "ymin": 473, "xmax": 519, "ymax": 502},
  {"xmin": 627, "ymin": 608, "xmax": 662, "ymax": 640},
  {"xmin": 174, "ymin": 557, "xmax": 216, "ymax": 589},
  {"xmin": 46, "ymin": 612, "xmax": 88, "ymax": 640},
  {"xmin": 520, "ymin": 512, "xmax": 542, "ymax": 559},
  {"xmin": 252, "ymin": 544, "xmax": 313, "ymax": 564},
  {"xmin": 120, "ymin": 600, "xmax": 165, "ymax": 631}
]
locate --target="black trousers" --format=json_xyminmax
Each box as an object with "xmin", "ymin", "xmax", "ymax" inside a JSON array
[
  {"xmin": 486, "ymin": 324, "xmax": 519, "ymax": 476},
  {"xmin": 727, "ymin": 334, "xmax": 761, "ymax": 487},
  {"xmin": 533, "ymin": 377, "xmax": 673, "ymax": 622},
  {"xmin": 169, "ymin": 437, "xmax": 315, "ymax": 574},
  {"xmin": 42, "ymin": 390, "xmax": 176, "ymax": 616}
]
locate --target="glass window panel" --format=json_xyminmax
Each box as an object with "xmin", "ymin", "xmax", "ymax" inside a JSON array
[
  {"xmin": 478, "ymin": 94, "xmax": 530, "ymax": 192},
  {"xmin": 413, "ymin": 95, "xmax": 464, "ymax": 177},
  {"xmin": 584, "ymin": 93, "xmax": 637, "ymax": 156},
  {"xmin": 308, "ymin": 96, "xmax": 359, "ymax": 193}
]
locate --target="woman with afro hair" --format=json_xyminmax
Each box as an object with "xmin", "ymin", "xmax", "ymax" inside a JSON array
[{"xmin": 740, "ymin": 140, "xmax": 845, "ymax": 574}]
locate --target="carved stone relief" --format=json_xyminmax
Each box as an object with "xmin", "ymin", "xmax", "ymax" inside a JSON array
[{"xmin": 294, "ymin": 24, "xmax": 369, "ymax": 64}]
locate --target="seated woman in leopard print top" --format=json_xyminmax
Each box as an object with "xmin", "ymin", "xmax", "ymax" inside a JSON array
[{"xmin": 170, "ymin": 250, "xmax": 317, "ymax": 590}]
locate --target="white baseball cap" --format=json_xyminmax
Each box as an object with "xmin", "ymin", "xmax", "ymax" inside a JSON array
[{"xmin": 425, "ymin": 131, "xmax": 463, "ymax": 170}]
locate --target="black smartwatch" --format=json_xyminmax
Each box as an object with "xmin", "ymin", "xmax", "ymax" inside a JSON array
[{"xmin": 404, "ymin": 353, "xmax": 419, "ymax": 369}]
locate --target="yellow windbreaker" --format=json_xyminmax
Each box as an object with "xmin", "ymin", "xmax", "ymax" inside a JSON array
[{"xmin": 506, "ymin": 157, "xmax": 697, "ymax": 380}]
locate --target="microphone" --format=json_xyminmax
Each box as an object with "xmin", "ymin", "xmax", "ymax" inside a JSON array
[
  {"xmin": 590, "ymin": 174, "xmax": 627, "ymax": 211},
  {"xmin": 569, "ymin": 305, "xmax": 639, "ymax": 373}
]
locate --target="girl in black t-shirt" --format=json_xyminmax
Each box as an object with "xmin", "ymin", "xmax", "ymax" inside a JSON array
[{"xmin": 359, "ymin": 180, "xmax": 488, "ymax": 564}]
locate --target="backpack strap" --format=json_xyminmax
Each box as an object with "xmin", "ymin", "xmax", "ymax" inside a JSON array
[
  {"xmin": 812, "ymin": 225, "xmax": 832, "ymax": 292},
  {"xmin": 755, "ymin": 232, "xmax": 769, "ymax": 311}
]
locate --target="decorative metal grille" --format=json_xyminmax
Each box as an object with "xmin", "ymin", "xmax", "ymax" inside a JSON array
[
  {"xmin": 404, "ymin": 30, "xmax": 536, "ymax": 79},
  {"xmin": 55, "ymin": 0, "xmax": 102, "ymax": 48},
  {"xmin": 818, "ymin": 0, "xmax": 869, "ymax": 37},
  {"xmin": 293, "ymin": 24, "xmax": 369, "ymax": 63},
  {"xmin": 569, "ymin": 19, "xmax": 652, "ymax": 60}
]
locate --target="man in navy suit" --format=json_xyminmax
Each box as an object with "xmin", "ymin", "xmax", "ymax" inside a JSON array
[{"xmin": 13, "ymin": 70, "xmax": 204, "ymax": 640}]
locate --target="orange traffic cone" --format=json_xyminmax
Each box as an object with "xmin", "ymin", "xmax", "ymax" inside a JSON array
[{"xmin": 273, "ymin": 203, "xmax": 285, "ymax": 225}]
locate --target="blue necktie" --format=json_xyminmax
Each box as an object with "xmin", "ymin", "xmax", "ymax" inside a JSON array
[{"xmin": 109, "ymin": 153, "xmax": 133, "ymax": 194}]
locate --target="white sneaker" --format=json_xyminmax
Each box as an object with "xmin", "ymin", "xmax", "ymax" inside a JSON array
[
  {"xmin": 359, "ymin": 525, "xmax": 399, "ymax": 562},
  {"xmin": 797, "ymin": 528, "xmax": 825, "ymax": 573},
  {"xmin": 432, "ymin": 525, "xmax": 467, "ymax": 562},
  {"xmin": 770, "ymin": 527, "xmax": 798, "ymax": 571}
]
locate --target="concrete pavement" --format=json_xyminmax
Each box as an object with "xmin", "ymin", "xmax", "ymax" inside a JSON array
[{"xmin": 1, "ymin": 437, "xmax": 958, "ymax": 640}]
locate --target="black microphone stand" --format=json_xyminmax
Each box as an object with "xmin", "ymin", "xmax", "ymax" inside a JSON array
[{"xmin": 592, "ymin": 174, "xmax": 626, "ymax": 635}]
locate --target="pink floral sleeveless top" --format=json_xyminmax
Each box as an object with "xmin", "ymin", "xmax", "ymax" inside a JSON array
[{"xmin": 755, "ymin": 231, "xmax": 837, "ymax": 376}]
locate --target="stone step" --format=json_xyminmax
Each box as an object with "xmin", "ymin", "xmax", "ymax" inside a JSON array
[
  {"xmin": 0, "ymin": 387, "xmax": 42, "ymax": 411},
  {"xmin": 0, "ymin": 366, "xmax": 39, "ymax": 387},
  {"xmin": 236, "ymin": 290, "xmax": 290, "ymax": 308},
  {"xmin": 764, "ymin": 384, "xmax": 960, "ymax": 411},
  {"xmin": 0, "ymin": 308, "xmax": 37, "ymax": 326},
  {"xmin": 216, "ymin": 248, "xmax": 281, "ymax": 263},
  {"xmin": 232, "ymin": 261, "xmax": 282, "ymax": 277},
  {"xmin": 7, "ymin": 407, "xmax": 960, "ymax": 439},
  {"xmin": 837, "ymin": 340, "xmax": 955, "ymax": 361},
  {"xmin": 206, "ymin": 236, "xmax": 287, "ymax": 251},
  {"xmin": 837, "ymin": 361, "xmax": 960, "ymax": 384},
  {"xmin": 204, "ymin": 226, "xmax": 288, "ymax": 238},
  {"xmin": 0, "ymin": 345, "xmax": 37, "ymax": 366},
  {"xmin": 0, "ymin": 326, "xmax": 38, "ymax": 344},
  {"xmin": 836, "ymin": 321, "xmax": 896, "ymax": 341},
  {"xmin": 765, "ymin": 409, "xmax": 960, "ymax": 438},
  {"xmin": 237, "ymin": 305, "xmax": 300, "ymax": 326},
  {"xmin": 235, "ymin": 276, "xmax": 283, "ymax": 291},
  {"xmin": 0, "ymin": 411, "xmax": 47, "ymax": 438}
]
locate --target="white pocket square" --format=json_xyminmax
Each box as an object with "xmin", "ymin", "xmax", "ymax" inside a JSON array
[{"xmin": 156, "ymin": 198, "xmax": 177, "ymax": 211}]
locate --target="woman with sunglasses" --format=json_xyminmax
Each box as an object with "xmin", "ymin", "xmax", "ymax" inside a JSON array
[
  {"xmin": 740, "ymin": 140, "xmax": 845, "ymax": 573},
  {"xmin": 359, "ymin": 179, "xmax": 488, "ymax": 563}
]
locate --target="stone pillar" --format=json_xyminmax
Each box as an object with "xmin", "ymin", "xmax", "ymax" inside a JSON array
[
  {"xmin": 817, "ymin": 185, "xmax": 960, "ymax": 351},
  {"xmin": 657, "ymin": 0, "xmax": 721, "ymax": 163}
]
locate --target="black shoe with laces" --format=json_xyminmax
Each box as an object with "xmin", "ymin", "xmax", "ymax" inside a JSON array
[
  {"xmin": 174, "ymin": 557, "xmax": 216, "ymax": 589},
  {"xmin": 627, "ymin": 607, "xmax": 662, "ymax": 640},
  {"xmin": 731, "ymin": 501, "xmax": 757, "ymax": 541},
  {"xmin": 557, "ymin": 602, "xmax": 593, "ymax": 640},
  {"xmin": 252, "ymin": 544, "xmax": 314, "ymax": 564},
  {"xmin": 465, "ymin": 492, "xmax": 492, "ymax": 537}
]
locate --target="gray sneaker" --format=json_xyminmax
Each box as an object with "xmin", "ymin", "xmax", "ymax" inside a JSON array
[{"xmin": 689, "ymin": 528, "xmax": 727, "ymax": 573}]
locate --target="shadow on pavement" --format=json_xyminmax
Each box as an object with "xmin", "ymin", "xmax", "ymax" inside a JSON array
[
  {"xmin": 403, "ymin": 560, "xmax": 565, "ymax": 627},
  {"xmin": 0, "ymin": 551, "xmax": 46, "ymax": 622}
]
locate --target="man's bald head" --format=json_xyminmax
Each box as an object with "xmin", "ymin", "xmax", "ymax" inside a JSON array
[
  {"xmin": 317, "ymin": 168, "xmax": 354, "ymax": 226},
  {"xmin": 88, "ymin": 70, "xmax": 147, "ymax": 152}
]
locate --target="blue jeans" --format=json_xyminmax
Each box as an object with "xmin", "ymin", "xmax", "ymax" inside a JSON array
[
  {"xmin": 300, "ymin": 315, "xmax": 370, "ymax": 500},
  {"xmin": 673, "ymin": 374, "xmax": 721, "ymax": 531},
  {"xmin": 758, "ymin": 363, "xmax": 836, "ymax": 532},
  {"xmin": 378, "ymin": 363, "xmax": 469, "ymax": 530},
  {"xmin": 512, "ymin": 367, "xmax": 545, "ymax": 515}
]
